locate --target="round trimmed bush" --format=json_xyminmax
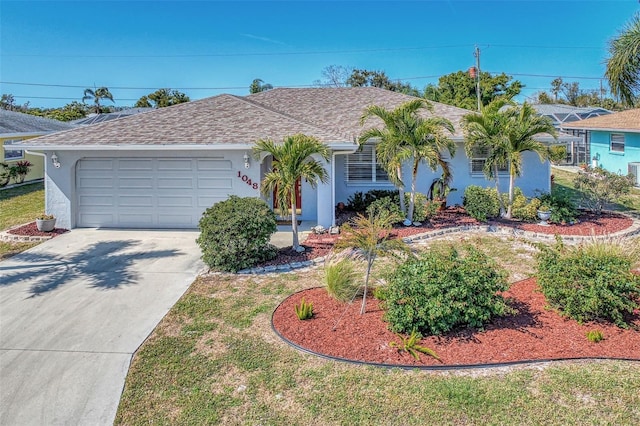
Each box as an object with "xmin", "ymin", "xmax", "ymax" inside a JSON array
[
  {"xmin": 197, "ymin": 196, "xmax": 277, "ymax": 272},
  {"xmin": 384, "ymin": 245, "xmax": 511, "ymax": 335}
]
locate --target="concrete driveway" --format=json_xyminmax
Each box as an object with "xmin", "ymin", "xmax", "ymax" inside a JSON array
[{"xmin": 0, "ymin": 229, "xmax": 204, "ymax": 425}]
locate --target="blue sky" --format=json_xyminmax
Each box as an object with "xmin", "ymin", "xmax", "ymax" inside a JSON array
[{"xmin": 1, "ymin": 0, "xmax": 639, "ymax": 108}]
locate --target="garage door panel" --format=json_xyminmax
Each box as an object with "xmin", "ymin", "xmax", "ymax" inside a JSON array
[
  {"xmin": 77, "ymin": 157, "xmax": 232, "ymax": 228},
  {"xmin": 198, "ymin": 159, "xmax": 232, "ymax": 170},
  {"xmin": 198, "ymin": 177, "xmax": 232, "ymax": 189}
]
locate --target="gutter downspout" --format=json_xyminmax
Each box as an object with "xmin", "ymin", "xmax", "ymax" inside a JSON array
[{"xmin": 331, "ymin": 151, "xmax": 336, "ymax": 227}]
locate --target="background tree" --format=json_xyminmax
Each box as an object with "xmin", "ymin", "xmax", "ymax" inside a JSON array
[
  {"xmin": 249, "ymin": 79, "xmax": 274, "ymax": 94},
  {"xmin": 606, "ymin": 13, "xmax": 640, "ymax": 106},
  {"xmin": 82, "ymin": 87, "xmax": 114, "ymax": 113},
  {"xmin": 423, "ymin": 71, "xmax": 523, "ymax": 110},
  {"xmin": 314, "ymin": 65, "xmax": 353, "ymax": 87},
  {"xmin": 253, "ymin": 133, "xmax": 330, "ymax": 252},
  {"xmin": 45, "ymin": 101, "xmax": 88, "ymax": 121},
  {"xmin": 1, "ymin": 94, "xmax": 16, "ymax": 111},
  {"xmin": 346, "ymin": 69, "xmax": 419, "ymax": 95},
  {"xmin": 533, "ymin": 77, "xmax": 623, "ymax": 109},
  {"xmin": 135, "ymin": 89, "xmax": 190, "ymax": 108}
]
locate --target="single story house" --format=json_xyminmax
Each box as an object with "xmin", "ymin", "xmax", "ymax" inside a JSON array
[
  {"xmin": 1, "ymin": 110, "xmax": 76, "ymax": 184},
  {"xmin": 563, "ymin": 108, "xmax": 640, "ymax": 185},
  {"xmin": 532, "ymin": 104, "xmax": 611, "ymax": 166},
  {"xmin": 17, "ymin": 87, "xmax": 564, "ymax": 229}
]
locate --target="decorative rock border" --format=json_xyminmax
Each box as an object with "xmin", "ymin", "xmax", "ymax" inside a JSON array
[
  {"xmin": 238, "ymin": 211, "xmax": 640, "ymax": 275},
  {"xmin": 0, "ymin": 222, "xmax": 60, "ymax": 243}
]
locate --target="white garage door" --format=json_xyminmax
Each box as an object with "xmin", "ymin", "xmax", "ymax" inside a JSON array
[{"xmin": 76, "ymin": 157, "xmax": 233, "ymax": 228}]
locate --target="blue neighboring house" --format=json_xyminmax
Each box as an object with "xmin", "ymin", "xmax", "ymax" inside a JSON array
[{"xmin": 563, "ymin": 109, "xmax": 640, "ymax": 185}]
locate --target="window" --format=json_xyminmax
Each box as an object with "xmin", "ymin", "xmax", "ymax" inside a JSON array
[
  {"xmin": 3, "ymin": 139, "xmax": 24, "ymax": 161},
  {"xmin": 470, "ymin": 147, "xmax": 508, "ymax": 175},
  {"xmin": 345, "ymin": 144, "xmax": 389, "ymax": 183},
  {"xmin": 610, "ymin": 133, "xmax": 625, "ymax": 153}
]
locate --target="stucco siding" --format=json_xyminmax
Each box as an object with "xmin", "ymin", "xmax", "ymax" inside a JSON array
[{"xmin": 590, "ymin": 130, "xmax": 640, "ymax": 174}]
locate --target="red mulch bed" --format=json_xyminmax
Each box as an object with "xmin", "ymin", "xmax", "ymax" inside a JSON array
[
  {"xmin": 272, "ymin": 278, "xmax": 640, "ymax": 367},
  {"xmin": 259, "ymin": 208, "xmax": 635, "ymax": 267},
  {"xmin": 7, "ymin": 222, "xmax": 69, "ymax": 237}
]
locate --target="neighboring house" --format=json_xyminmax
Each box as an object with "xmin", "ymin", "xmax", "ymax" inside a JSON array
[
  {"xmin": 0, "ymin": 110, "xmax": 76, "ymax": 184},
  {"xmin": 532, "ymin": 104, "xmax": 611, "ymax": 166},
  {"xmin": 17, "ymin": 87, "xmax": 561, "ymax": 230},
  {"xmin": 563, "ymin": 109, "xmax": 640, "ymax": 186},
  {"xmin": 70, "ymin": 108, "xmax": 152, "ymax": 126}
]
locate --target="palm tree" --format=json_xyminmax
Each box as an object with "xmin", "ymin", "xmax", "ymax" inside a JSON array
[
  {"xmin": 335, "ymin": 212, "xmax": 409, "ymax": 314},
  {"xmin": 605, "ymin": 14, "xmax": 640, "ymax": 106},
  {"xmin": 253, "ymin": 133, "xmax": 330, "ymax": 252},
  {"xmin": 82, "ymin": 87, "xmax": 114, "ymax": 113},
  {"xmin": 360, "ymin": 99, "xmax": 455, "ymax": 224},
  {"xmin": 463, "ymin": 98, "xmax": 513, "ymax": 217},
  {"xmin": 502, "ymin": 103, "xmax": 557, "ymax": 218}
]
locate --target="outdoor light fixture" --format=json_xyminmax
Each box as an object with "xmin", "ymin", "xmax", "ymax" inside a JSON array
[
  {"xmin": 243, "ymin": 152, "xmax": 250, "ymax": 169},
  {"xmin": 51, "ymin": 153, "xmax": 61, "ymax": 168}
]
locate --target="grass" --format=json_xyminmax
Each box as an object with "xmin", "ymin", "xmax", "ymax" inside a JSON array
[
  {"xmin": 0, "ymin": 181, "xmax": 44, "ymax": 230},
  {"xmin": 115, "ymin": 237, "xmax": 640, "ymax": 425},
  {"xmin": 0, "ymin": 181, "xmax": 45, "ymax": 258},
  {"xmin": 552, "ymin": 166, "xmax": 640, "ymax": 213}
]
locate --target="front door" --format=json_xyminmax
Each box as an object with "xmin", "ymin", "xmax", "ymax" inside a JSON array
[{"xmin": 273, "ymin": 178, "xmax": 302, "ymax": 216}]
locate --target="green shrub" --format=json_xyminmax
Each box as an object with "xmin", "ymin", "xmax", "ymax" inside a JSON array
[
  {"xmin": 384, "ymin": 245, "xmax": 511, "ymax": 335},
  {"xmin": 586, "ymin": 329, "xmax": 604, "ymax": 343},
  {"xmin": 411, "ymin": 193, "xmax": 437, "ymax": 222},
  {"xmin": 536, "ymin": 239, "xmax": 640, "ymax": 328},
  {"xmin": 537, "ymin": 192, "xmax": 579, "ymax": 224},
  {"xmin": 462, "ymin": 186, "xmax": 500, "ymax": 222},
  {"xmin": 511, "ymin": 188, "xmax": 541, "ymax": 222},
  {"xmin": 366, "ymin": 196, "xmax": 404, "ymax": 224},
  {"xmin": 347, "ymin": 189, "xmax": 401, "ymax": 214},
  {"xmin": 574, "ymin": 167, "xmax": 636, "ymax": 215},
  {"xmin": 325, "ymin": 259, "xmax": 361, "ymax": 302},
  {"xmin": 346, "ymin": 191, "xmax": 368, "ymax": 213},
  {"xmin": 197, "ymin": 196, "xmax": 277, "ymax": 272},
  {"xmin": 295, "ymin": 298, "xmax": 314, "ymax": 320}
]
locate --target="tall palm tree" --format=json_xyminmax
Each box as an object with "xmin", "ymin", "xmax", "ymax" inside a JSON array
[
  {"xmin": 502, "ymin": 103, "xmax": 557, "ymax": 218},
  {"xmin": 253, "ymin": 133, "xmax": 330, "ymax": 252},
  {"xmin": 360, "ymin": 99, "xmax": 455, "ymax": 223},
  {"xmin": 462, "ymin": 98, "xmax": 513, "ymax": 217},
  {"xmin": 605, "ymin": 13, "xmax": 640, "ymax": 106},
  {"xmin": 82, "ymin": 87, "xmax": 114, "ymax": 113}
]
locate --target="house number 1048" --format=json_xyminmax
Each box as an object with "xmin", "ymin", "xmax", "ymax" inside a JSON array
[{"xmin": 237, "ymin": 171, "xmax": 258, "ymax": 190}]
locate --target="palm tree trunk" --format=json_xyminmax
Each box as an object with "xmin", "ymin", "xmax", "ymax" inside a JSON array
[
  {"xmin": 291, "ymin": 193, "xmax": 299, "ymax": 251},
  {"xmin": 406, "ymin": 161, "xmax": 418, "ymax": 223},
  {"xmin": 397, "ymin": 165, "xmax": 406, "ymax": 214},
  {"xmin": 506, "ymin": 171, "xmax": 515, "ymax": 219},
  {"xmin": 494, "ymin": 164, "xmax": 506, "ymax": 217},
  {"xmin": 361, "ymin": 253, "xmax": 374, "ymax": 314}
]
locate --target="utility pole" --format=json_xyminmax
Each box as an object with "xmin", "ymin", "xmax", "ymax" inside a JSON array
[{"xmin": 474, "ymin": 45, "xmax": 481, "ymax": 112}]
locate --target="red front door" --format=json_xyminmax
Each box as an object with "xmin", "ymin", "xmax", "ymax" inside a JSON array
[{"xmin": 273, "ymin": 178, "xmax": 302, "ymax": 214}]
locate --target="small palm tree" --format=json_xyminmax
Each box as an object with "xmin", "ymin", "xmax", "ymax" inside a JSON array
[
  {"xmin": 253, "ymin": 134, "xmax": 330, "ymax": 252},
  {"xmin": 463, "ymin": 98, "xmax": 513, "ymax": 217},
  {"xmin": 82, "ymin": 87, "xmax": 114, "ymax": 113},
  {"xmin": 503, "ymin": 103, "xmax": 557, "ymax": 218},
  {"xmin": 360, "ymin": 99, "xmax": 455, "ymax": 223},
  {"xmin": 335, "ymin": 212, "xmax": 409, "ymax": 314},
  {"xmin": 605, "ymin": 13, "xmax": 640, "ymax": 106}
]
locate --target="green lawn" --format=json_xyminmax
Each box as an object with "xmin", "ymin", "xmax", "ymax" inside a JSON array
[
  {"xmin": 115, "ymin": 237, "xmax": 640, "ymax": 425},
  {"xmin": 0, "ymin": 182, "xmax": 45, "ymax": 258}
]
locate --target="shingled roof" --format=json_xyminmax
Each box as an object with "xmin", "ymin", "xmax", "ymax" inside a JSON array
[
  {"xmin": 0, "ymin": 109, "xmax": 76, "ymax": 135},
  {"xmin": 562, "ymin": 108, "xmax": 640, "ymax": 132},
  {"xmin": 248, "ymin": 87, "xmax": 470, "ymax": 139},
  {"xmin": 18, "ymin": 87, "xmax": 472, "ymax": 148}
]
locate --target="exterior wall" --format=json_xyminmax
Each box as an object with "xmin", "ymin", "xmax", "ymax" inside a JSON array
[
  {"xmin": 333, "ymin": 143, "xmax": 551, "ymax": 209},
  {"xmin": 1, "ymin": 135, "xmax": 45, "ymax": 183},
  {"xmin": 589, "ymin": 130, "xmax": 640, "ymax": 174},
  {"xmin": 42, "ymin": 149, "xmax": 267, "ymax": 229}
]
